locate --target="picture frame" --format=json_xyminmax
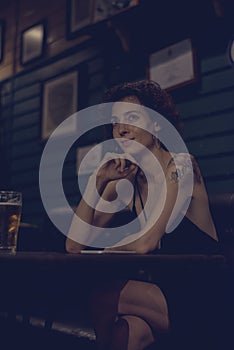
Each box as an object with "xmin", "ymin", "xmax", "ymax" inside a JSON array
[
  {"xmin": 93, "ymin": 0, "xmax": 139, "ymax": 23},
  {"xmin": 148, "ymin": 38, "xmax": 197, "ymax": 91},
  {"xmin": 0, "ymin": 20, "xmax": 5, "ymax": 63},
  {"xmin": 76, "ymin": 143, "xmax": 103, "ymax": 175},
  {"xmin": 66, "ymin": 1, "xmax": 139, "ymax": 38},
  {"xmin": 20, "ymin": 21, "xmax": 46, "ymax": 65},
  {"xmin": 67, "ymin": 0, "xmax": 94, "ymax": 38},
  {"xmin": 41, "ymin": 71, "xmax": 78, "ymax": 140}
]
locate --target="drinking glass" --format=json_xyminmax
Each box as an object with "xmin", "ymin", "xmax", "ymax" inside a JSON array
[{"xmin": 0, "ymin": 191, "xmax": 22, "ymax": 254}]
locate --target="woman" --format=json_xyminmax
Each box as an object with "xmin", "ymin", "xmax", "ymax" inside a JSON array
[{"xmin": 66, "ymin": 80, "xmax": 220, "ymax": 349}]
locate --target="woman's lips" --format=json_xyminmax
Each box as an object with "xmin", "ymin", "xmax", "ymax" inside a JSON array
[{"xmin": 120, "ymin": 138, "xmax": 134, "ymax": 147}]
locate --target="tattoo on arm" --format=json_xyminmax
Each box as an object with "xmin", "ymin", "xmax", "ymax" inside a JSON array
[
  {"xmin": 170, "ymin": 168, "xmax": 185, "ymax": 183},
  {"xmin": 167, "ymin": 154, "xmax": 202, "ymax": 184}
]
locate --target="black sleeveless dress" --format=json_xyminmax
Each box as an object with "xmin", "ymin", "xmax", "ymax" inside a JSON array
[
  {"xmin": 90, "ymin": 173, "xmax": 223, "ymax": 346},
  {"xmin": 107, "ymin": 210, "xmax": 220, "ymax": 254},
  {"xmin": 159, "ymin": 216, "xmax": 220, "ymax": 254},
  {"xmin": 105, "ymin": 178, "xmax": 222, "ymax": 331}
]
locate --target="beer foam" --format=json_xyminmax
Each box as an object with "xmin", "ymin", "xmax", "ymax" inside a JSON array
[{"xmin": 0, "ymin": 202, "xmax": 20, "ymax": 205}]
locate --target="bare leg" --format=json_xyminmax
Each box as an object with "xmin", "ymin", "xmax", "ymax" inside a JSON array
[
  {"xmin": 118, "ymin": 280, "xmax": 170, "ymax": 333},
  {"xmin": 109, "ymin": 315, "xmax": 155, "ymax": 350},
  {"xmin": 90, "ymin": 280, "xmax": 128, "ymax": 349},
  {"xmin": 90, "ymin": 279, "xmax": 169, "ymax": 349},
  {"xmin": 122, "ymin": 315, "xmax": 155, "ymax": 350},
  {"xmin": 109, "ymin": 317, "xmax": 129, "ymax": 350}
]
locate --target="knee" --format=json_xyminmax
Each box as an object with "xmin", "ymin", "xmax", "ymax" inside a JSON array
[
  {"xmin": 122, "ymin": 315, "xmax": 155, "ymax": 349},
  {"xmin": 147, "ymin": 285, "xmax": 170, "ymax": 331},
  {"xmin": 110, "ymin": 317, "xmax": 129, "ymax": 348}
]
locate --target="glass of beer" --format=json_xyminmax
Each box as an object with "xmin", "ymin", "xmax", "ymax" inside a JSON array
[{"xmin": 0, "ymin": 191, "xmax": 22, "ymax": 254}]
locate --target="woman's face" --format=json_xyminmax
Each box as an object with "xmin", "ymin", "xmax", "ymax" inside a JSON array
[{"xmin": 111, "ymin": 96, "xmax": 156, "ymax": 155}]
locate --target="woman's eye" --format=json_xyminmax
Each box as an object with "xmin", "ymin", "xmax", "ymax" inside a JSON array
[{"xmin": 127, "ymin": 113, "xmax": 140, "ymax": 123}]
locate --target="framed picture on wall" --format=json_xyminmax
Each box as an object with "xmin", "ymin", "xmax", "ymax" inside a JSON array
[
  {"xmin": 42, "ymin": 71, "xmax": 78, "ymax": 140},
  {"xmin": 93, "ymin": 0, "xmax": 139, "ymax": 23},
  {"xmin": 148, "ymin": 38, "xmax": 197, "ymax": 91},
  {"xmin": 67, "ymin": 0, "xmax": 94, "ymax": 38},
  {"xmin": 20, "ymin": 21, "xmax": 46, "ymax": 65},
  {"xmin": 0, "ymin": 20, "xmax": 5, "ymax": 63}
]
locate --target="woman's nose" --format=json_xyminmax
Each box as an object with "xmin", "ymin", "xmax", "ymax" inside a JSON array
[{"xmin": 118, "ymin": 123, "xmax": 129, "ymax": 136}]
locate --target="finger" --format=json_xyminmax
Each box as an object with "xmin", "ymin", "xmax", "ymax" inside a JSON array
[
  {"xmin": 101, "ymin": 152, "xmax": 119, "ymax": 165},
  {"xmin": 112, "ymin": 158, "xmax": 124, "ymax": 172},
  {"xmin": 113, "ymin": 158, "xmax": 121, "ymax": 170},
  {"xmin": 129, "ymin": 163, "xmax": 138, "ymax": 172}
]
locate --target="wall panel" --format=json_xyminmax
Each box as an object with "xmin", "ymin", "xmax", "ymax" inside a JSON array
[
  {"xmin": 177, "ymin": 53, "xmax": 234, "ymax": 194},
  {"xmin": 0, "ymin": 37, "xmax": 103, "ymax": 226}
]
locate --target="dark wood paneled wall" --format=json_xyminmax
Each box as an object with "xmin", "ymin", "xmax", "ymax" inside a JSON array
[
  {"xmin": 0, "ymin": 0, "xmax": 91, "ymax": 80},
  {"xmin": 0, "ymin": 43, "xmax": 104, "ymax": 226},
  {"xmin": 0, "ymin": 0, "xmax": 233, "ymax": 230},
  {"xmin": 177, "ymin": 54, "xmax": 234, "ymax": 194}
]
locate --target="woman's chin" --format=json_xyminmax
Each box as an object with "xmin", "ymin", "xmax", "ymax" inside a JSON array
[{"xmin": 118, "ymin": 144, "xmax": 142, "ymax": 155}]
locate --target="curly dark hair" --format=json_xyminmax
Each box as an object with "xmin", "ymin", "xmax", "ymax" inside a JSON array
[{"xmin": 103, "ymin": 80, "xmax": 180, "ymax": 131}]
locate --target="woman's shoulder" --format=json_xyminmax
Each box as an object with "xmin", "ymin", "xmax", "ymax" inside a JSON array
[
  {"xmin": 166, "ymin": 153, "xmax": 202, "ymax": 184},
  {"xmin": 167, "ymin": 152, "xmax": 194, "ymax": 165}
]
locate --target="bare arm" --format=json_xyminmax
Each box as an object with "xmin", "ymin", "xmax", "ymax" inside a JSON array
[
  {"xmin": 66, "ymin": 153, "xmax": 137, "ymax": 253},
  {"xmin": 65, "ymin": 174, "xmax": 108, "ymax": 253}
]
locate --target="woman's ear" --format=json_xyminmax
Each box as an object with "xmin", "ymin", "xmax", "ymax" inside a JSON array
[{"xmin": 154, "ymin": 121, "xmax": 161, "ymax": 132}]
